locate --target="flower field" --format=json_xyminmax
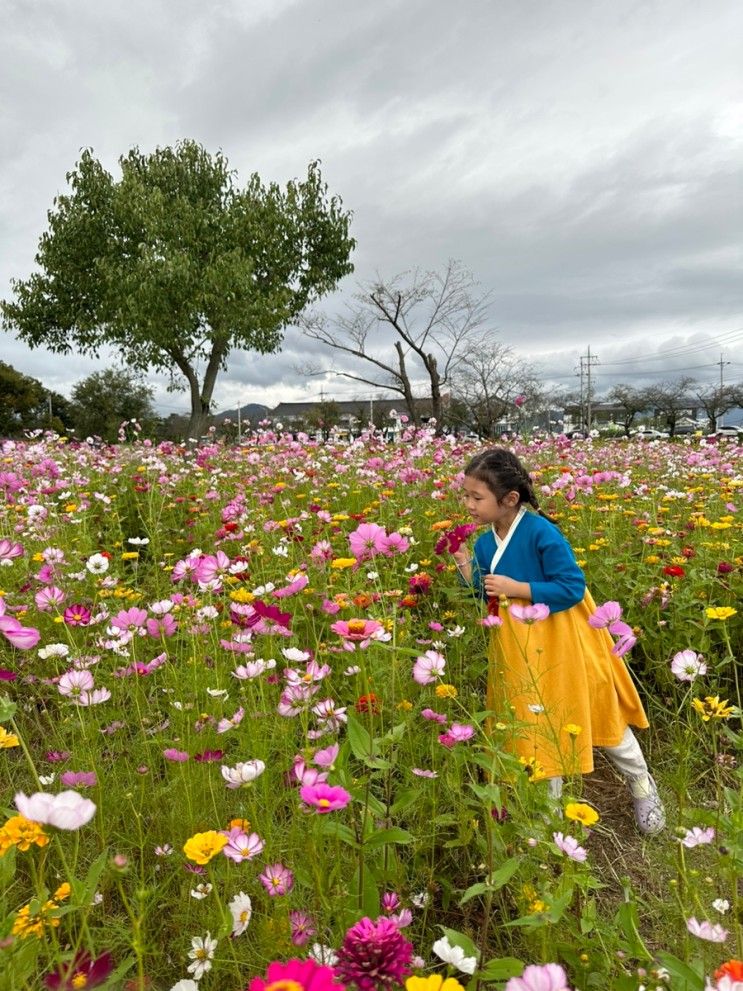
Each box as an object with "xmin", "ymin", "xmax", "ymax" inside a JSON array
[{"xmin": 0, "ymin": 428, "xmax": 741, "ymax": 991}]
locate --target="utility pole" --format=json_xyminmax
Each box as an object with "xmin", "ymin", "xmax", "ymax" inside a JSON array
[
  {"xmin": 237, "ymin": 403, "xmax": 241, "ymax": 443},
  {"xmin": 717, "ymin": 352, "xmax": 731, "ymax": 429},
  {"xmin": 369, "ymin": 394, "xmax": 373, "ymax": 426},
  {"xmin": 47, "ymin": 392, "xmax": 53, "ymax": 428},
  {"xmin": 579, "ymin": 347, "xmax": 600, "ymax": 430}
]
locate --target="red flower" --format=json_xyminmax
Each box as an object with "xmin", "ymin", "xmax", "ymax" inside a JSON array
[
  {"xmin": 355, "ymin": 693, "xmax": 380, "ymax": 714},
  {"xmin": 45, "ymin": 952, "xmax": 114, "ymax": 990},
  {"xmin": 717, "ymin": 561, "xmax": 735, "ymax": 575},
  {"xmin": 715, "ymin": 960, "xmax": 743, "ymax": 982},
  {"xmin": 663, "ymin": 565, "xmax": 685, "ymax": 577}
]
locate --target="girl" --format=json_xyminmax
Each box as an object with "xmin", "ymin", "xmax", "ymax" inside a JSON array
[{"xmin": 452, "ymin": 448, "xmax": 665, "ymax": 835}]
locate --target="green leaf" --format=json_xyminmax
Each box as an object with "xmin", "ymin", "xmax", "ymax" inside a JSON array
[
  {"xmin": 389, "ymin": 788, "xmax": 419, "ymax": 814},
  {"xmin": 478, "ymin": 958, "xmax": 524, "ymax": 981},
  {"xmin": 459, "ymin": 881, "xmax": 490, "ymax": 906},
  {"xmin": 314, "ymin": 818, "xmax": 359, "ymax": 849},
  {"xmin": 364, "ymin": 827, "xmax": 415, "ymax": 848},
  {"xmin": 0, "ymin": 697, "xmax": 17, "ymax": 724},
  {"xmin": 614, "ymin": 901, "xmax": 651, "ymax": 960},
  {"xmin": 346, "ymin": 712, "xmax": 378, "ymax": 765},
  {"xmin": 654, "ymin": 953, "xmax": 705, "ymax": 991},
  {"xmin": 488, "ymin": 856, "xmax": 521, "ymax": 890}
]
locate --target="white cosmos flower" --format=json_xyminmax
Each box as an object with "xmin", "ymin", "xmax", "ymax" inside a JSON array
[
  {"xmin": 186, "ymin": 932, "xmax": 217, "ymax": 979},
  {"xmin": 221, "ymin": 760, "xmax": 266, "ymax": 789},
  {"xmin": 309, "ymin": 944, "xmax": 339, "ymax": 967},
  {"xmin": 169, "ymin": 981, "xmax": 199, "ymax": 991},
  {"xmin": 86, "ymin": 553, "xmax": 109, "ymax": 574},
  {"xmin": 190, "ymin": 883, "xmax": 212, "ymax": 900},
  {"xmin": 38, "ymin": 643, "xmax": 70, "ymax": 659},
  {"xmin": 432, "ymin": 936, "xmax": 478, "ymax": 974},
  {"xmin": 206, "ymin": 688, "xmax": 229, "ymax": 698},
  {"xmin": 229, "ymin": 891, "xmax": 253, "ymax": 935},
  {"xmin": 127, "ymin": 537, "xmax": 150, "ymax": 545}
]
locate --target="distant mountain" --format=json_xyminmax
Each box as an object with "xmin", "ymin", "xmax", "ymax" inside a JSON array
[{"xmin": 213, "ymin": 403, "xmax": 271, "ymax": 424}]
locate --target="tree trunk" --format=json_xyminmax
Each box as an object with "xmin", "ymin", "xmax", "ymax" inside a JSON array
[
  {"xmin": 394, "ymin": 342, "xmax": 420, "ymax": 427},
  {"xmin": 425, "ymin": 353, "xmax": 443, "ymax": 435}
]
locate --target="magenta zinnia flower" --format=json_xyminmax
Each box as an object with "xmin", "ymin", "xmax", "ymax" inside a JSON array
[
  {"xmin": 300, "ymin": 783, "xmax": 352, "ymax": 813},
  {"xmin": 248, "ymin": 958, "xmax": 344, "ymax": 991},
  {"xmin": 63, "ymin": 604, "xmax": 92, "ymax": 626},
  {"xmin": 335, "ymin": 916, "xmax": 413, "ymax": 991}
]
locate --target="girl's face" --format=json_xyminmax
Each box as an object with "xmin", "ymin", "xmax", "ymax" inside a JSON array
[{"xmin": 462, "ymin": 475, "xmax": 520, "ymax": 528}]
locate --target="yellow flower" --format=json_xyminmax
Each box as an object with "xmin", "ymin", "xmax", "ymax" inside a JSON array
[
  {"xmin": 564, "ymin": 802, "xmax": 600, "ymax": 827},
  {"xmin": 705, "ymin": 606, "xmax": 737, "ymax": 621},
  {"xmin": 0, "ymin": 815, "xmax": 48, "ymax": 853},
  {"xmin": 529, "ymin": 898, "xmax": 548, "ymax": 914},
  {"xmin": 0, "ymin": 726, "xmax": 19, "ymax": 748},
  {"xmin": 228, "ymin": 818, "xmax": 251, "ymax": 832},
  {"xmin": 396, "ymin": 700, "xmax": 414, "ymax": 711},
  {"xmin": 692, "ymin": 696, "xmax": 735, "ymax": 721},
  {"xmin": 563, "ymin": 723, "xmax": 582, "ymax": 737},
  {"xmin": 121, "ymin": 551, "xmax": 139, "ymax": 560},
  {"xmin": 406, "ymin": 976, "xmax": 466, "ymax": 991},
  {"xmin": 645, "ymin": 555, "xmax": 660, "ymax": 565},
  {"xmin": 183, "ymin": 830, "xmax": 228, "ymax": 865},
  {"xmin": 435, "ymin": 684, "xmax": 458, "ymax": 699},
  {"xmin": 230, "ymin": 588, "xmax": 255, "ymax": 603},
  {"xmin": 519, "ymin": 756, "xmax": 546, "ymax": 782},
  {"xmin": 330, "ymin": 558, "xmax": 357, "ymax": 570}
]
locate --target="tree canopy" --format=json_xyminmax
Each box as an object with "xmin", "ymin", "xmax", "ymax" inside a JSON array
[
  {"xmin": 69, "ymin": 368, "xmax": 157, "ymax": 443},
  {"xmin": 2, "ymin": 140, "xmax": 355, "ymax": 439},
  {"xmin": 0, "ymin": 361, "xmax": 72, "ymax": 437}
]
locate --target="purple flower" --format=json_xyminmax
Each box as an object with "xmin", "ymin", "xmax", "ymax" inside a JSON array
[
  {"xmin": 335, "ymin": 916, "xmax": 413, "ymax": 991},
  {"xmin": 259, "ymin": 863, "xmax": 294, "ymax": 896},
  {"xmin": 505, "ymin": 963, "xmax": 572, "ymax": 991},
  {"xmin": 381, "ymin": 892, "xmax": 400, "ymax": 913},
  {"xmin": 63, "ymin": 604, "xmax": 92, "ymax": 627}
]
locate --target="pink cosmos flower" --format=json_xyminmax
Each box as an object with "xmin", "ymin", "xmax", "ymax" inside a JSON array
[
  {"xmin": 60, "ymin": 771, "xmax": 98, "ymax": 788},
  {"xmin": 259, "ymin": 863, "xmax": 294, "ymax": 896},
  {"xmin": 163, "ymin": 748, "xmax": 189, "ymax": 762},
  {"xmin": 110, "ymin": 607, "xmax": 148, "ymax": 632},
  {"xmin": 146, "ymin": 614, "xmax": 178, "ymax": 638},
  {"xmin": 608, "ymin": 620, "xmax": 637, "ymax": 657},
  {"xmin": 300, "ymin": 783, "xmax": 352, "ymax": 813},
  {"xmin": 686, "ymin": 917, "xmax": 728, "ymax": 942},
  {"xmin": 412, "ymin": 768, "xmax": 438, "ymax": 778},
  {"xmin": 588, "ymin": 601, "xmax": 623, "ymax": 628},
  {"xmin": 321, "ymin": 599, "xmax": 341, "ymax": 615},
  {"xmin": 438, "ymin": 724, "xmax": 475, "ymax": 748},
  {"xmin": 248, "ymin": 958, "xmax": 343, "ymax": 991},
  {"xmin": 313, "ymin": 743, "xmax": 339, "ymax": 768},
  {"xmin": 217, "ymin": 707, "xmax": 245, "ymax": 734},
  {"xmin": 553, "ymin": 831, "xmax": 588, "ymax": 862},
  {"xmin": 509, "ymin": 603, "xmax": 550, "ymax": 623},
  {"xmin": 348, "ymin": 523, "xmax": 388, "ymax": 561},
  {"xmin": 58, "ymin": 670, "xmax": 95, "ymax": 699},
  {"xmin": 412, "ymin": 650, "xmax": 446, "ymax": 685},
  {"xmin": 680, "ymin": 826, "xmax": 715, "ymax": 848},
  {"xmin": 671, "ymin": 650, "xmax": 707, "ymax": 682},
  {"xmin": 330, "ymin": 618, "xmax": 388, "ymax": 649},
  {"xmin": 0, "ymin": 538, "xmax": 23, "ymax": 561},
  {"xmin": 421, "ymin": 708, "xmax": 447, "ymax": 723},
  {"xmin": 382, "ymin": 531, "xmax": 410, "ymax": 555},
  {"xmin": 505, "ymin": 963, "xmax": 572, "ymax": 991},
  {"xmin": 335, "ymin": 916, "xmax": 413, "ymax": 991},
  {"xmin": 15, "ymin": 790, "xmax": 96, "ymax": 829},
  {"xmin": 222, "ymin": 827, "xmax": 265, "ymax": 862},
  {"xmin": 274, "ymin": 574, "xmax": 309, "ymax": 598},
  {"xmin": 289, "ymin": 911, "xmax": 317, "ymax": 946},
  {"xmin": 35, "ymin": 586, "xmax": 66, "ymax": 611},
  {"xmin": 0, "ymin": 614, "xmax": 41, "ymax": 650},
  {"xmin": 480, "ymin": 614, "xmax": 503, "ymax": 627}
]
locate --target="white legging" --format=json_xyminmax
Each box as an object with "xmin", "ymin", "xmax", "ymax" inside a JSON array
[{"xmin": 548, "ymin": 727, "xmax": 649, "ymax": 799}]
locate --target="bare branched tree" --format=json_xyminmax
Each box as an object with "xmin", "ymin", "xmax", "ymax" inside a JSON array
[
  {"xmin": 693, "ymin": 382, "xmax": 743, "ymax": 432},
  {"xmin": 644, "ymin": 377, "xmax": 697, "ymax": 436},
  {"xmin": 449, "ymin": 338, "xmax": 539, "ymax": 438},
  {"xmin": 301, "ymin": 260, "xmax": 489, "ymax": 432}
]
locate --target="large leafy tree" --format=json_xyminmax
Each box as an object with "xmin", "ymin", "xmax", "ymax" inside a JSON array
[
  {"xmin": 2, "ymin": 141, "xmax": 355, "ymax": 439},
  {"xmin": 0, "ymin": 361, "xmax": 72, "ymax": 437},
  {"xmin": 69, "ymin": 368, "xmax": 157, "ymax": 443}
]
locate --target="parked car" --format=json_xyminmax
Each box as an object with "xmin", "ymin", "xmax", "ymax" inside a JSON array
[
  {"xmin": 711, "ymin": 426, "xmax": 742, "ymax": 439},
  {"xmin": 631, "ymin": 428, "xmax": 670, "ymax": 440}
]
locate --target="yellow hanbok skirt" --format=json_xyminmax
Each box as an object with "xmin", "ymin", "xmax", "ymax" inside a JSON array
[{"xmin": 486, "ymin": 591, "xmax": 649, "ymax": 778}]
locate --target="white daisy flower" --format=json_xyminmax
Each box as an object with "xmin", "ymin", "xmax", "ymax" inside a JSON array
[{"xmin": 186, "ymin": 933, "xmax": 217, "ymax": 979}]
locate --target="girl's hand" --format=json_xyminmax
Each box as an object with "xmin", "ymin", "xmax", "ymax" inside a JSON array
[
  {"xmin": 452, "ymin": 548, "xmax": 469, "ymax": 568},
  {"xmin": 484, "ymin": 574, "xmax": 532, "ymax": 600}
]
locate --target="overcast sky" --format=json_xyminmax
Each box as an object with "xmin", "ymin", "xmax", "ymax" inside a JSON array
[{"xmin": 2, "ymin": 0, "xmax": 742, "ymax": 416}]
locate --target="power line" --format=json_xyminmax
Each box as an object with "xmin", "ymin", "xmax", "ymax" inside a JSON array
[{"xmin": 599, "ymin": 328, "xmax": 743, "ymax": 366}]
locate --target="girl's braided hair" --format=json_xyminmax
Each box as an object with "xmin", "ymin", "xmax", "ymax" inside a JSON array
[{"xmin": 464, "ymin": 448, "xmax": 556, "ymax": 523}]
